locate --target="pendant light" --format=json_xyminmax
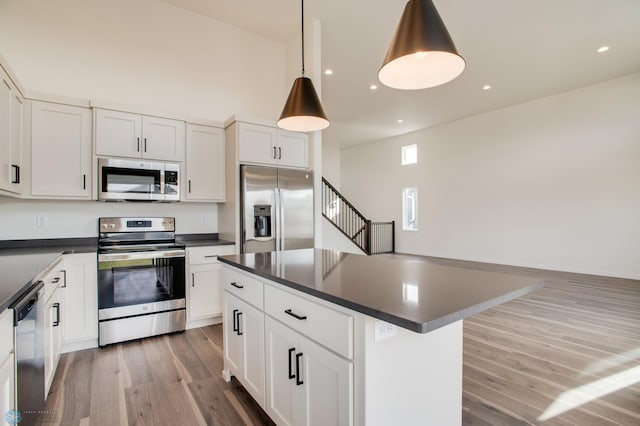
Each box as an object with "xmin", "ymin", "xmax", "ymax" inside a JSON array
[
  {"xmin": 277, "ymin": 0, "xmax": 329, "ymax": 132},
  {"xmin": 379, "ymin": 0, "xmax": 465, "ymax": 90}
]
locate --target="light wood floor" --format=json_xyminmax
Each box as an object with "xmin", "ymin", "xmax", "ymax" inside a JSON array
[{"xmin": 38, "ymin": 259, "xmax": 639, "ymax": 425}]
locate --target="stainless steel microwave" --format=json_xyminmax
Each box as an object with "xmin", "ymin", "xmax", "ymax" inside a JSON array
[{"xmin": 98, "ymin": 158, "xmax": 179, "ymax": 201}]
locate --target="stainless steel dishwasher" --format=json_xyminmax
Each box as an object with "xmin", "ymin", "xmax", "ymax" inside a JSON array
[{"xmin": 12, "ymin": 280, "xmax": 45, "ymax": 425}]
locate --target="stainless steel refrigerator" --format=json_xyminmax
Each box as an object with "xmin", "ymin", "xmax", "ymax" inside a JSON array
[{"xmin": 241, "ymin": 165, "xmax": 314, "ymax": 253}]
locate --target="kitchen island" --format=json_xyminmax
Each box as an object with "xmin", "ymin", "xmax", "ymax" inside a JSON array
[{"xmin": 218, "ymin": 249, "xmax": 543, "ymax": 425}]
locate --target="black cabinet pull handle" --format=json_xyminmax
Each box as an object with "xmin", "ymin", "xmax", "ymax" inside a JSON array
[
  {"xmin": 53, "ymin": 302, "xmax": 60, "ymax": 327},
  {"xmin": 51, "ymin": 277, "xmax": 60, "ymax": 284},
  {"xmin": 295, "ymin": 352, "xmax": 303, "ymax": 385},
  {"xmin": 204, "ymin": 255, "xmax": 217, "ymax": 258},
  {"xmin": 188, "ymin": 180, "xmax": 191, "ymax": 193},
  {"xmin": 278, "ymin": 147, "xmax": 282, "ymax": 159},
  {"xmin": 144, "ymin": 137, "xmax": 147, "ymax": 152},
  {"xmin": 273, "ymin": 146, "xmax": 277, "ymax": 159},
  {"xmin": 137, "ymin": 137, "xmax": 140, "ymax": 152},
  {"xmin": 11, "ymin": 165, "xmax": 20, "ymax": 184},
  {"xmin": 288, "ymin": 348, "xmax": 296, "ymax": 379},
  {"xmin": 61, "ymin": 270, "xmax": 67, "ymax": 288},
  {"xmin": 237, "ymin": 312, "xmax": 243, "ymax": 335},
  {"xmin": 83, "ymin": 174, "xmax": 86, "ymax": 190},
  {"xmin": 230, "ymin": 282, "xmax": 244, "ymax": 289},
  {"xmin": 191, "ymin": 273, "xmax": 195, "ymax": 287},
  {"xmin": 284, "ymin": 309, "xmax": 307, "ymax": 321},
  {"xmin": 232, "ymin": 309, "xmax": 238, "ymax": 332}
]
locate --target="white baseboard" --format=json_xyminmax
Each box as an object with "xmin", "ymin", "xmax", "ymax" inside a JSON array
[
  {"xmin": 61, "ymin": 338, "xmax": 98, "ymax": 354},
  {"xmin": 186, "ymin": 315, "xmax": 222, "ymax": 330}
]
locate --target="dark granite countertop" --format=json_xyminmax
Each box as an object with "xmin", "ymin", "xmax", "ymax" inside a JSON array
[
  {"xmin": 0, "ymin": 234, "xmax": 234, "ymax": 313},
  {"xmin": 0, "ymin": 239, "xmax": 98, "ymax": 313},
  {"xmin": 176, "ymin": 234, "xmax": 235, "ymax": 248},
  {"xmin": 218, "ymin": 248, "xmax": 544, "ymax": 333}
]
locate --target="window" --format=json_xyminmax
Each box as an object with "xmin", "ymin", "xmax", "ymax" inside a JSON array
[
  {"xmin": 402, "ymin": 187, "xmax": 418, "ymax": 231},
  {"xmin": 401, "ymin": 144, "xmax": 417, "ymax": 165}
]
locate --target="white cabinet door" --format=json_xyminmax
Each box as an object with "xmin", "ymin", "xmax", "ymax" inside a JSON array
[
  {"xmin": 188, "ymin": 263, "xmax": 223, "ymax": 320},
  {"xmin": 0, "ymin": 352, "xmax": 15, "ymax": 424},
  {"xmin": 240, "ymin": 297, "xmax": 266, "ymax": 408},
  {"xmin": 44, "ymin": 288, "xmax": 62, "ymax": 396},
  {"xmin": 224, "ymin": 292, "xmax": 244, "ymax": 376},
  {"xmin": 0, "ymin": 68, "xmax": 23, "ymax": 194},
  {"xmin": 299, "ymin": 335, "xmax": 353, "ymax": 426},
  {"xmin": 265, "ymin": 316, "xmax": 353, "ymax": 426},
  {"xmin": 62, "ymin": 253, "xmax": 98, "ymax": 345},
  {"xmin": 141, "ymin": 116, "xmax": 185, "ymax": 162},
  {"xmin": 31, "ymin": 101, "xmax": 92, "ymax": 198},
  {"xmin": 265, "ymin": 316, "xmax": 299, "ymax": 426},
  {"xmin": 95, "ymin": 109, "xmax": 142, "ymax": 158},
  {"xmin": 277, "ymin": 130, "xmax": 308, "ymax": 169},
  {"xmin": 223, "ymin": 291, "xmax": 266, "ymax": 407},
  {"xmin": 238, "ymin": 123, "xmax": 278, "ymax": 166},
  {"xmin": 185, "ymin": 124, "xmax": 225, "ymax": 201}
]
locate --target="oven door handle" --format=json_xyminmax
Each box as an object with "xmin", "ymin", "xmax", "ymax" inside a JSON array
[{"xmin": 98, "ymin": 249, "xmax": 186, "ymax": 261}]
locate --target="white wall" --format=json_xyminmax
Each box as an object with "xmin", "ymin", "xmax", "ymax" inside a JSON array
[
  {"xmin": 0, "ymin": 0, "xmax": 286, "ymax": 123},
  {"xmin": 341, "ymin": 73, "xmax": 640, "ymax": 279},
  {"xmin": 0, "ymin": 197, "xmax": 218, "ymax": 239}
]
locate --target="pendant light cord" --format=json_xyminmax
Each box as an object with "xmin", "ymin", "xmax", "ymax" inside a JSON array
[{"xmin": 301, "ymin": 0, "xmax": 305, "ymax": 76}]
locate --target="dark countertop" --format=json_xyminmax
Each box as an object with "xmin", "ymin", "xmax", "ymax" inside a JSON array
[
  {"xmin": 218, "ymin": 248, "xmax": 544, "ymax": 333},
  {"xmin": 0, "ymin": 234, "xmax": 234, "ymax": 313},
  {"xmin": 176, "ymin": 234, "xmax": 235, "ymax": 248}
]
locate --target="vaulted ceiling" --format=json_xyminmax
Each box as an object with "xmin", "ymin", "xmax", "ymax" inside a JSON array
[{"xmin": 161, "ymin": 0, "xmax": 640, "ymax": 147}]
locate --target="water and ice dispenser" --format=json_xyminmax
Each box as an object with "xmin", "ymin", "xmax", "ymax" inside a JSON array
[{"xmin": 254, "ymin": 204, "xmax": 272, "ymax": 238}]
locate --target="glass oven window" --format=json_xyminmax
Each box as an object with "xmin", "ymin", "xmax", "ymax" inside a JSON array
[
  {"xmin": 98, "ymin": 256, "xmax": 185, "ymax": 309},
  {"xmin": 102, "ymin": 167, "xmax": 162, "ymax": 194}
]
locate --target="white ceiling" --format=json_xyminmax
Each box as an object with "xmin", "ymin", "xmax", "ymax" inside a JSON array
[{"xmin": 161, "ymin": 0, "xmax": 640, "ymax": 147}]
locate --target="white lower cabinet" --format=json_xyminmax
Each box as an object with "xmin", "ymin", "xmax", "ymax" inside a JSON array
[
  {"xmin": 223, "ymin": 291, "xmax": 266, "ymax": 407},
  {"xmin": 61, "ymin": 253, "xmax": 98, "ymax": 351},
  {"xmin": 222, "ymin": 265, "xmax": 353, "ymax": 426},
  {"xmin": 0, "ymin": 309, "xmax": 15, "ymax": 419},
  {"xmin": 43, "ymin": 287, "xmax": 62, "ymax": 396},
  {"xmin": 265, "ymin": 317, "xmax": 353, "ymax": 426},
  {"xmin": 187, "ymin": 245, "xmax": 235, "ymax": 326}
]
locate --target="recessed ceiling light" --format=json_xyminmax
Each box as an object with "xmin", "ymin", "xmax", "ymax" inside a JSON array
[
  {"xmin": 370, "ymin": 84, "xmax": 378, "ymax": 90},
  {"xmin": 597, "ymin": 46, "xmax": 609, "ymax": 53},
  {"xmin": 482, "ymin": 85, "xmax": 491, "ymax": 90},
  {"xmin": 397, "ymin": 119, "xmax": 404, "ymax": 123},
  {"xmin": 324, "ymin": 69, "xmax": 334, "ymax": 75}
]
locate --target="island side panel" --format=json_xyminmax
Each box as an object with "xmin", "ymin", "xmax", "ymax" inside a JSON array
[{"xmin": 361, "ymin": 318, "xmax": 463, "ymax": 426}]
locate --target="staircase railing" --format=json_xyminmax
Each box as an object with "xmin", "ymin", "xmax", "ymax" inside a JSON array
[{"xmin": 321, "ymin": 177, "xmax": 395, "ymax": 255}]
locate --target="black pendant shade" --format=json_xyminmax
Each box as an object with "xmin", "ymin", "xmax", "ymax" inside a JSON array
[
  {"xmin": 379, "ymin": 0, "xmax": 465, "ymax": 90},
  {"xmin": 277, "ymin": 0, "xmax": 329, "ymax": 132},
  {"xmin": 278, "ymin": 76, "xmax": 329, "ymax": 132}
]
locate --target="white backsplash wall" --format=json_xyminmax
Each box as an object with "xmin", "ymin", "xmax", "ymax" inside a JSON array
[
  {"xmin": 341, "ymin": 73, "xmax": 640, "ymax": 280},
  {"xmin": 0, "ymin": 198, "xmax": 218, "ymax": 240}
]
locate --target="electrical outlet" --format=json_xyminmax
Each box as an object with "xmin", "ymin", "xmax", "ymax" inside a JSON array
[
  {"xmin": 201, "ymin": 215, "xmax": 209, "ymax": 225},
  {"xmin": 36, "ymin": 215, "xmax": 48, "ymax": 228},
  {"xmin": 374, "ymin": 321, "xmax": 397, "ymax": 342}
]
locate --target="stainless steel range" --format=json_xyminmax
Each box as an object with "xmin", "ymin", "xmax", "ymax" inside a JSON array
[{"xmin": 97, "ymin": 217, "xmax": 186, "ymax": 346}]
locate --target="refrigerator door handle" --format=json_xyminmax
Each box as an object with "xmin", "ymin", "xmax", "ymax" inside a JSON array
[{"xmin": 274, "ymin": 188, "xmax": 280, "ymax": 251}]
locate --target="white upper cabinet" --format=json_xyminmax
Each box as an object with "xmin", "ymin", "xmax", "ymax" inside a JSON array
[
  {"xmin": 185, "ymin": 124, "xmax": 225, "ymax": 201},
  {"xmin": 95, "ymin": 109, "xmax": 185, "ymax": 162},
  {"xmin": 237, "ymin": 122, "xmax": 308, "ymax": 169},
  {"xmin": 31, "ymin": 101, "xmax": 92, "ymax": 198},
  {"xmin": 0, "ymin": 67, "xmax": 24, "ymax": 194},
  {"xmin": 275, "ymin": 130, "xmax": 308, "ymax": 169}
]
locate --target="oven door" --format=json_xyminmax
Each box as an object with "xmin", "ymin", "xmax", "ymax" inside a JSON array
[
  {"xmin": 97, "ymin": 249, "xmax": 185, "ymax": 320},
  {"xmin": 98, "ymin": 158, "xmax": 165, "ymax": 201}
]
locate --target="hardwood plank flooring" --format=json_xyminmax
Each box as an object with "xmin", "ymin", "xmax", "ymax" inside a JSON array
[{"xmin": 37, "ymin": 258, "xmax": 639, "ymax": 425}]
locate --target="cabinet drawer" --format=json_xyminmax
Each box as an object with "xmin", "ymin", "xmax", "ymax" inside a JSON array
[
  {"xmin": 0, "ymin": 309, "xmax": 13, "ymax": 361},
  {"xmin": 264, "ymin": 284, "xmax": 353, "ymax": 359},
  {"xmin": 222, "ymin": 267, "xmax": 264, "ymax": 309},
  {"xmin": 188, "ymin": 245, "xmax": 235, "ymax": 265},
  {"xmin": 42, "ymin": 261, "xmax": 64, "ymax": 303}
]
